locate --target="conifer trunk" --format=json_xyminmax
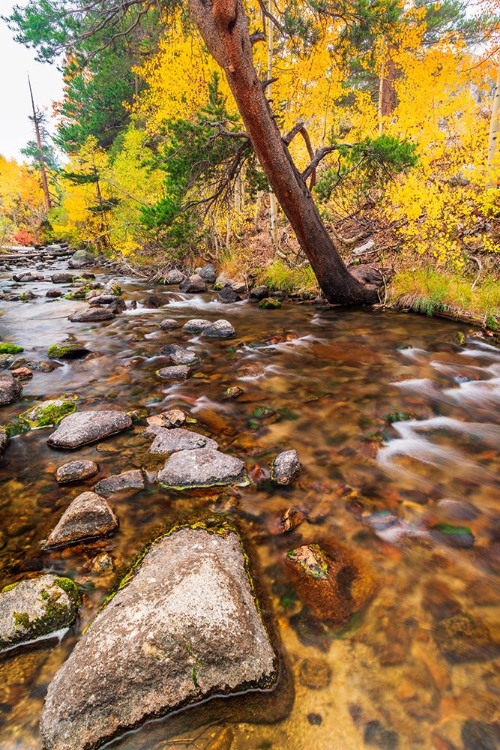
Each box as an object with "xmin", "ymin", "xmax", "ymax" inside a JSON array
[{"xmin": 189, "ymin": 0, "xmax": 378, "ymax": 305}]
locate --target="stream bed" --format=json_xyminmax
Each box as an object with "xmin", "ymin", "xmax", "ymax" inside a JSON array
[{"xmin": 0, "ymin": 258, "xmax": 499, "ymax": 750}]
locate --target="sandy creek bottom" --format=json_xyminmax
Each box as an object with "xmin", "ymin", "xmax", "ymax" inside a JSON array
[{"xmin": 0, "ymin": 263, "xmax": 499, "ymax": 750}]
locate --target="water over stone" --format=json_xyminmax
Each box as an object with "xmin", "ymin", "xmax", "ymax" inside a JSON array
[
  {"xmin": 56, "ymin": 460, "xmax": 99, "ymax": 484},
  {"xmin": 40, "ymin": 526, "xmax": 277, "ymax": 750},
  {"xmin": 147, "ymin": 427, "xmax": 218, "ymax": 454},
  {"xmin": 94, "ymin": 469, "xmax": 145, "ymax": 494}
]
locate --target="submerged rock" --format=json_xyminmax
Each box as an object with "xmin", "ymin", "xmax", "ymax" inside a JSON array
[
  {"xmin": 68, "ymin": 308, "xmax": 115, "ymax": 323},
  {"xmin": 434, "ymin": 613, "xmax": 500, "ymax": 663},
  {"xmin": 271, "ymin": 450, "xmax": 301, "ymax": 485},
  {"xmin": 44, "ymin": 491, "xmax": 118, "ymax": 548},
  {"xmin": 202, "ymin": 320, "xmax": 236, "ymax": 338},
  {"xmin": 148, "ymin": 427, "xmax": 218, "ymax": 454},
  {"xmin": 0, "ymin": 372, "xmax": 22, "ymax": 406},
  {"xmin": 47, "ymin": 410, "xmax": 132, "ymax": 449},
  {"xmin": 0, "ymin": 574, "xmax": 80, "ymax": 652},
  {"xmin": 94, "ymin": 469, "xmax": 145, "ymax": 494},
  {"xmin": 56, "ymin": 460, "xmax": 99, "ymax": 484},
  {"xmin": 40, "ymin": 525, "xmax": 277, "ymax": 750},
  {"xmin": 158, "ymin": 448, "xmax": 246, "ymax": 489}
]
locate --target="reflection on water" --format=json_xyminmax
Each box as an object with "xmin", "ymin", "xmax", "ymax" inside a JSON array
[{"xmin": 0, "ymin": 263, "xmax": 499, "ymax": 749}]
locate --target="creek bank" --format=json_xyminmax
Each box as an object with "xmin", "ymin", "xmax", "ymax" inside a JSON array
[{"xmin": 40, "ymin": 525, "xmax": 278, "ymax": 750}]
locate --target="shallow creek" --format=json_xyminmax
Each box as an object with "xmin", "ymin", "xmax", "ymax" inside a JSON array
[{"xmin": 0, "ymin": 262, "xmax": 499, "ymax": 750}]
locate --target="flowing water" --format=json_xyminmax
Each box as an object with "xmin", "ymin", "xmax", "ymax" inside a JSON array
[{"xmin": 0, "ymin": 260, "xmax": 499, "ymax": 750}]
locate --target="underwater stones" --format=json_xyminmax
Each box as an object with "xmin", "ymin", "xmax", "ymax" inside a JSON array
[
  {"xmin": 51, "ymin": 272, "xmax": 74, "ymax": 284},
  {"xmin": 160, "ymin": 344, "xmax": 199, "ymax": 365},
  {"xmin": 94, "ymin": 469, "xmax": 145, "ymax": 494},
  {"xmin": 56, "ymin": 460, "xmax": 99, "ymax": 484},
  {"xmin": 159, "ymin": 317, "xmax": 180, "ymax": 331},
  {"xmin": 433, "ymin": 613, "xmax": 500, "ymax": 664},
  {"xmin": 40, "ymin": 525, "xmax": 277, "ymax": 750},
  {"xmin": 142, "ymin": 293, "xmax": 169, "ymax": 309},
  {"xmin": 148, "ymin": 427, "xmax": 218, "ymax": 455},
  {"xmin": 179, "ymin": 273, "xmax": 207, "ymax": 293},
  {"xmin": 0, "ymin": 574, "xmax": 80, "ymax": 652},
  {"xmin": 183, "ymin": 318, "xmax": 213, "ymax": 334},
  {"xmin": 157, "ymin": 448, "xmax": 246, "ymax": 489},
  {"xmin": 156, "ymin": 365, "xmax": 190, "ymax": 381},
  {"xmin": 271, "ymin": 450, "xmax": 301, "ymax": 485},
  {"xmin": 201, "ymin": 319, "xmax": 236, "ymax": 338},
  {"xmin": 298, "ymin": 658, "xmax": 332, "ymax": 690},
  {"xmin": 0, "ymin": 372, "xmax": 22, "ymax": 406},
  {"xmin": 430, "ymin": 523, "xmax": 475, "ymax": 549},
  {"xmin": 47, "ymin": 341, "xmax": 90, "ymax": 360},
  {"xmin": 47, "ymin": 410, "xmax": 132, "ymax": 450},
  {"xmin": 68, "ymin": 308, "xmax": 115, "ymax": 322},
  {"xmin": 19, "ymin": 398, "xmax": 78, "ymax": 429},
  {"xmin": 286, "ymin": 542, "xmax": 373, "ymax": 628},
  {"xmin": 44, "ymin": 491, "xmax": 118, "ymax": 548}
]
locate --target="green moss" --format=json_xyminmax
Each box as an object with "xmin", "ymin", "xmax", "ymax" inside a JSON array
[
  {"xmin": 0, "ymin": 343, "xmax": 23, "ymax": 354},
  {"xmin": 13, "ymin": 611, "xmax": 30, "ymax": 629},
  {"xmin": 158, "ymin": 475, "xmax": 249, "ymax": 491},
  {"xmin": 1, "ymin": 582, "xmax": 20, "ymax": 593},
  {"xmin": 19, "ymin": 398, "xmax": 78, "ymax": 429},
  {"xmin": 64, "ymin": 288, "xmax": 89, "ymax": 300},
  {"xmin": 259, "ymin": 298, "xmax": 282, "ymax": 309},
  {"xmin": 48, "ymin": 341, "xmax": 88, "ymax": 359}
]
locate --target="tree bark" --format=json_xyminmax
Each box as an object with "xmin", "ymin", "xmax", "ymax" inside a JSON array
[
  {"xmin": 188, "ymin": 0, "xmax": 378, "ymax": 305},
  {"xmin": 487, "ymin": 61, "xmax": 500, "ymax": 188}
]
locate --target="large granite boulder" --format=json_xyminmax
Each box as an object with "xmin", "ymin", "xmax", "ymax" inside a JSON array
[
  {"xmin": 0, "ymin": 372, "xmax": 22, "ymax": 406},
  {"xmin": 44, "ymin": 491, "xmax": 118, "ymax": 548},
  {"xmin": 147, "ymin": 427, "xmax": 218, "ymax": 455},
  {"xmin": 68, "ymin": 308, "xmax": 115, "ymax": 323},
  {"xmin": 68, "ymin": 250, "xmax": 94, "ymax": 269},
  {"xmin": 47, "ymin": 410, "xmax": 132, "ymax": 450},
  {"xmin": 40, "ymin": 525, "xmax": 277, "ymax": 750},
  {"xmin": 158, "ymin": 448, "xmax": 246, "ymax": 489},
  {"xmin": 0, "ymin": 575, "xmax": 80, "ymax": 652}
]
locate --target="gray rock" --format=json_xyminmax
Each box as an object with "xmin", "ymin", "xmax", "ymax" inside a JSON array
[
  {"xmin": 159, "ymin": 318, "xmax": 180, "ymax": 331},
  {"xmin": 202, "ymin": 319, "xmax": 236, "ymax": 338},
  {"xmin": 217, "ymin": 286, "xmax": 241, "ymax": 304},
  {"xmin": 250, "ymin": 285, "xmax": 269, "ymax": 300},
  {"xmin": 0, "ymin": 574, "xmax": 80, "ymax": 652},
  {"xmin": 45, "ymin": 289, "xmax": 63, "ymax": 298},
  {"xmin": 68, "ymin": 250, "xmax": 94, "ymax": 269},
  {"xmin": 51, "ymin": 272, "xmax": 74, "ymax": 284},
  {"xmin": 183, "ymin": 318, "xmax": 213, "ymax": 334},
  {"xmin": 0, "ymin": 372, "xmax": 22, "ymax": 406},
  {"xmin": 196, "ymin": 263, "xmax": 217, "ymax": 282},
  {"xmin": 158, "ymin": 448, "xmax": 246, "ymax": 489},
  {"xmin": 40, "ymin": 526, "xmax": 277, "ymax": 750},
  {"xmin": 142, "ymin": 293, "xmax": 169, "ymax": 309},
  {"xmin": 147, "ymin": 427, "xmax": 218, "ymax": 454},
  {"xmin": 164, "ymin": 269, "xmax": 185, "ymax": 285},
  {"xmin": 0, "ymin": 428, "xmax": 8, "ymax": 457},
  {"xmin": 179, "ymin": 274, "xmax": 207, "ymax": 293},
  {"xmin": 94, "ymin": 469, "xmax": 145, "ymax": 494},
  {"xmin": 47, "ymin": 410, "xmax": 132, "ymax": 450},
  {"xmin": 271, "ymin": 450, "xmax": 301, "ymax": 485},
  {"xmin": 156, "ymin": 365, "xmax": 190, "ymax": 381},
  {"xmin": 56, "ymin": 460, "xmax": 99, "ymax": 484},
  {"xmin": 45, "ymin": 491, "xmax": 118, "ymax": 548},
  {"xmin": 68, "ymin": 308, "xmax": 115, "ymax": 322}
]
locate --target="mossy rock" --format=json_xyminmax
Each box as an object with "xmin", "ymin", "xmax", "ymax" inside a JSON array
[
  {"xmin": 19, "ymin": 397, "xmax": 79, "ymax": 429},
  {"xmin": 259, "ymin": 298, "xmax": 282, "ymax": 309},
  {"xmin": 0, "ymin": 343, "xmax": 24, "ymax": 354},
  {"xmin": 0, "ymin": 574, "xmax": 80, "ymax": 652},
  {"xmin": 48, "ymin": 341, "xmax": 90, "ymax": 359},
  {"xmin": 64, "ymin": 289, "xmax": 89, "ymax": 301}
]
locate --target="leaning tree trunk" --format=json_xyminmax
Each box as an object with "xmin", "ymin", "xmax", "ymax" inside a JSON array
[{"xmin": 188, "ymin": 0, "xmax": 378, "ymax": 305}]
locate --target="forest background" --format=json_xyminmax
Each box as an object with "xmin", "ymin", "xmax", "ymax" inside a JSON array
[{"xmin": 2, "ymin": 0, "xmax": 500, "ymax": 326}]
